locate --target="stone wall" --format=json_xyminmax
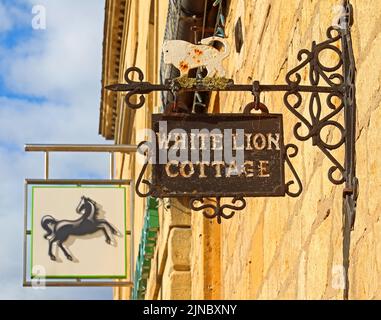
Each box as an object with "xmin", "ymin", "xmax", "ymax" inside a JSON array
[
  {"xmin": 111, "ymin": 0, "xmax": 170, "ymax": 300},
  {"xmin": 189, "ymin": 0, "xmax": 381, "ymax": 300}
]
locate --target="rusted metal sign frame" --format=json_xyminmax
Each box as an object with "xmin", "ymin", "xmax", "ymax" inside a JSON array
[{"xmin": 149, "ymin": 112, "xmax": 286, "ymax": 198}]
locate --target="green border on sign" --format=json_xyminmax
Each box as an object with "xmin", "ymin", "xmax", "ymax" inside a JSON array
[{"xmin": 30, "ymin": 185, "xmax": 127, "ymax": 279}]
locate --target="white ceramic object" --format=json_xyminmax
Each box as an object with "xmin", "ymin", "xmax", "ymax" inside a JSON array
[{"xmin": 162, "ymin": 36, "xmax": 230, "ymax": 77}]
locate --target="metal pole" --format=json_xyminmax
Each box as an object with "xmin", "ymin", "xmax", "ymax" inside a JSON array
[
  {"xmin": 23, "ymin": 281, "xmax": 133, "ymax": 287},
  {"xmin": 25, "ymin": 179, "xmax": 131, "ymax": 185},
  {"xmin": 130, "ymin": 179, "xmax": 135, "ymax": 297},
  {"xmin": 44, "ymin": 152, "xmax": 49, "ymax": 179},
  {"xmin": 110, "ymin": 152, "xmax": 115, "ymax": 179},
  {"xmin": 25, "ymin": 144, "xmax": 137, "ymax": 153},
  {"xmin": 23, "ymin": 181, "xmax": 28, "ymax": 286}
]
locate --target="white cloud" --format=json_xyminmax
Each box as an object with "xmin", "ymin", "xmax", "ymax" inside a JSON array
[
  {"xmin": 0, "ymin": 97, "xmax": 105, "ymax": 145},
  {"xmin": 4, "ymin": 0, "xmax": 105, "ymax": 102},
  {"xmin": 0, "ymin": 0, "xmax": 118, "ymax": 299},
  {"xmin": 0, "ymin": 3, "xmax": 13, "ymax": 32},
  {"xmin": 0, "ymin": 1, "xmax": 30, "ymax": 33}
]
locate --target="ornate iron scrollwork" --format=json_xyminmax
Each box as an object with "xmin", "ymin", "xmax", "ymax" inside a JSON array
[
  {"xmin": 106, "ymin": 67, "xmax": 170, "ymax": 110},
  {"xmin": 123, "ymin": 67, "xmax": 147, "ymax": 109},
  {"xmin": 284, "ymin": 26, "xmax": 347, "ymax": 185},
  {"xmin": 190, "ymin": 196, "xmax": 246, "ymax": 224},
  {"xmin": 284, "ymin": 144, "xmax": 303, "ymax": 198},
  {"xmin": 135, "ymin": 141, "xmax": 155, "ymax": 197}
]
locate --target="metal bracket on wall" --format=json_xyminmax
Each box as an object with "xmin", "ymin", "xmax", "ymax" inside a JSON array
[{"xmin": 106, "ymin": 2, "xmax": 357, "ymax": 226}]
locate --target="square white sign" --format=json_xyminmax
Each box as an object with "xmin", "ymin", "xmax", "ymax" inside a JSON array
[{"xmin": 31, "ymin": 186, "xmax": 126, "ymax": 279}]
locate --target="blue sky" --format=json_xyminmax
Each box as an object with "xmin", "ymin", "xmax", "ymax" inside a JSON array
[{"xmin": 0, "ymin": 0, "xmax": 114, "ymax": 299}]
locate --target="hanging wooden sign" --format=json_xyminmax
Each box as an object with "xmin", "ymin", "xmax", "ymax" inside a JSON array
[{"xmin": 149, "ymin": 113, "xmax": 285, "ymax": 198}]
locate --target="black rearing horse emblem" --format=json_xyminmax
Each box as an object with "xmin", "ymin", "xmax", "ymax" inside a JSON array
[{"xmin": 41, "ymin": 196, "xmax": 119, "ymax": 261}]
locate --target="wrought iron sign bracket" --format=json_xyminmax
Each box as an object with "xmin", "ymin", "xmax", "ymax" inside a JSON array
[{"xmin": 106, "ymin": 2, "xmax": 357, "ymax": 226}]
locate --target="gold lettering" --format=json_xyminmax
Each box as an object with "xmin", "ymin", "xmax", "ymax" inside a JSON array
[
  {"xmin": 258, "ymin": 160, "xmax": 270, "ymax": 177},
  {"xmin": 199, "ymin": 133, "xmax": 209, "ymax": 150},
  {"xmin": 243, "ymin": 160, "xmax": 254, "ymax": 177},
  {"xmin": 267, "ymin": 133, "xmax": 280, "ymax": 150},
  {"xmin": 172, "ymin": 133, "xmax": 187, "ymax": 150},
  {"xmin": 226, "ymin": 161, "xmax": 239, "ymax": 177},
  {"xmin": 245, "ymin": 134, "xmax": 253, "ymax": 150},
  {"xmin": 211, "ymin": 133, "xmax": 223, "ymax": 150},
  {"xmin": 232, "ymin": 134, "xmax": 244, "ymax": 150},
  {"xmin": 190, "ymin": 133, "xmax": 197, "ymax": 150},
  {"xmin": 197, "ymin": 161, "xmax": 209, "ymax": 178},
  {"xmin": 211, "ymin": 161, "xmax": 225, "ymax": 178},
  {"xmin": 253, "ymin": 133, "xmax": 266, "ymax": 150},
  {"xmin": 156, "ymin": 132, "xmax": 170, "ymax": 149},
  {"xmin": 179, "ymin": 161, "xmax": 195, "ymax": 178},
  {"xmin": 165, "ymin": 160, "xmax": 179, "ymax": 177}
]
